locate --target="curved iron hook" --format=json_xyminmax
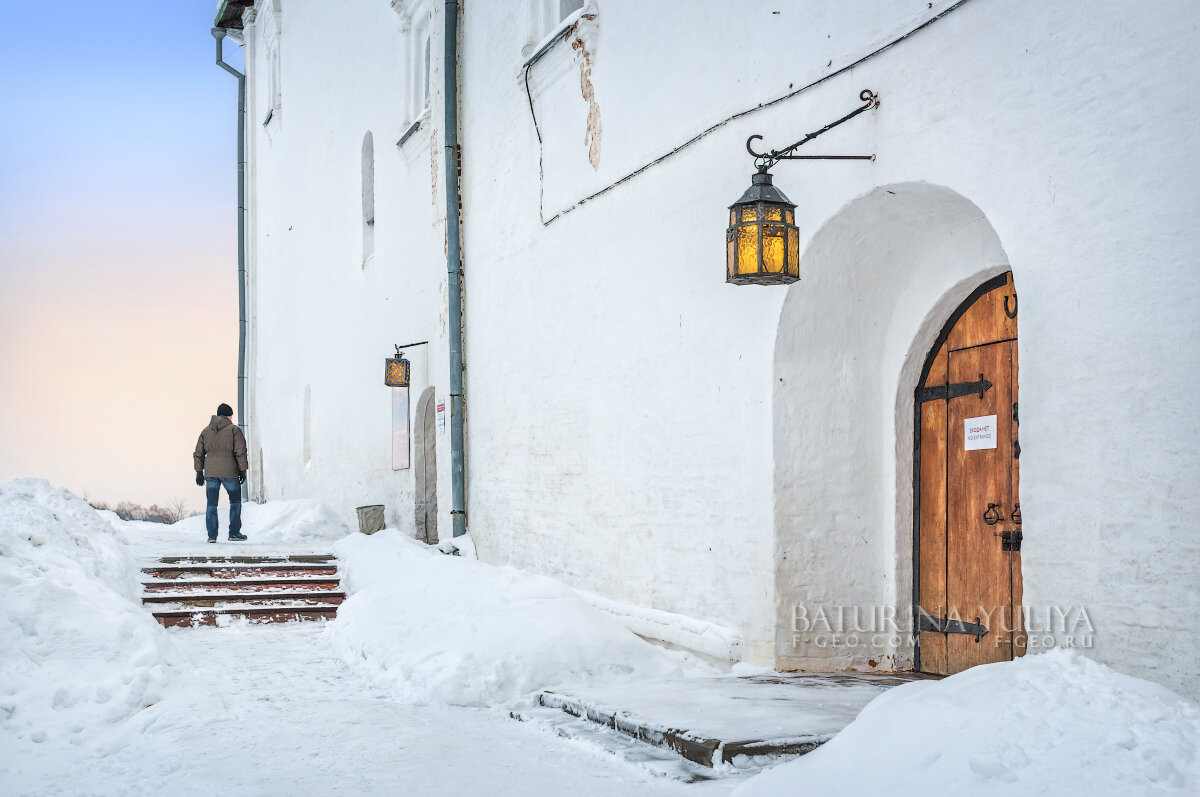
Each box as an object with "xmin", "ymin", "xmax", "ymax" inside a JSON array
[
  {"xmin": 860, "ymin": 89, "xmax": 879, "ymax": 109},
  {"xmin": 1004, "ymin": 293, "xmax": 1018, "ymax": 319},
  {"xmin": 746, "ymin": 135, "xmax": 767, "ymax": 159}
]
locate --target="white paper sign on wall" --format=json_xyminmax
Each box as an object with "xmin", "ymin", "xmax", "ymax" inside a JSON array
[
  {"xmin": 964, "ymin": 415, "xmax": 998, "ymax": 450},
  {"xmin": 436, "ymin": 398, "xmax": 447, "ymax": 435}
]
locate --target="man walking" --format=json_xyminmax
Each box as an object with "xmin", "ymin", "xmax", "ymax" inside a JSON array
[{"xmin": 194, "ymin": 403, "xmax": 249, "ymax": 543}]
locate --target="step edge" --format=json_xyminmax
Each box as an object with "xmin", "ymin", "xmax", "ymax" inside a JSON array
[
  {"xmin": 151, "ymin": 607, "xmax": 340, "ymax": 618},
  {"xmin": 536, "ymin": 690, "xmax": 832, "ymax": 768}
]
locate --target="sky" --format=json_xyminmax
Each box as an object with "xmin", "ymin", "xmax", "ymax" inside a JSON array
[{"xmin": 0, "ymin": 1, "xmax": 245, "ymax": 510}]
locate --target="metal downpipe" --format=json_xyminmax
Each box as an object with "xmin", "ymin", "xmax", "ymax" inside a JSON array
[
  {"xmin": 212, "ymin": 28, "xmax": 249, "ymax": 499},
  {"xmin": 443, "ymin": 0, "xmax": 467, "ymax": 537}
]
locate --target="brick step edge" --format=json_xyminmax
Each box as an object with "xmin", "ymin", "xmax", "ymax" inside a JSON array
[
  {"xmin": 142, "ymin": 578, "xmax": 341, "ymax": 592},
  {"xmin": 142, "ymin": 591, "xmax": 347, "ymax": 606},
  {"xmin": 155, "ymin": 555, "xmax": 335, "ymax": 564},
  {"xmin": 153, "ymin": 607, "xmax": 338, "ymax": 627},
  {"xmin": 142, "ymin": 565, "xmax": 338, "ymax": 578},
  {"xmin": 537, "ymin": 691, "xmax": 829, "ymax": 768},
  {"xmin": 150, "ymin": 601, "xmax": 342, "ymax": 613}
]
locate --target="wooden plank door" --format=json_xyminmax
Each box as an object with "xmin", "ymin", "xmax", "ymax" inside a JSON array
[
  {"xmin": 946, "ymin": 340, "xmax": 1014, "ymax": 671},
  {"xmin": 916, "ymin": 272, "xmax": 1022, "ymax": 675}
]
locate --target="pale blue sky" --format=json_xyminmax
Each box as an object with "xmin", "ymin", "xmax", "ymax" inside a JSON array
[{"xmin": 0, "ymin": 1, "xmax": 246, "ymax": 509}]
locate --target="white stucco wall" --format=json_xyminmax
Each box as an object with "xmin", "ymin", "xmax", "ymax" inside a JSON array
[
  {"xmin": 241, "ymin": 0, "xmax": 1200, "ymax": 694},
  {"xmin": 242, "ymin": 0, "xmax": 454, "ymax": 540},
  {"xmin": 761, "ymin": 0, "xmax": 1200, "ymax": 694}
]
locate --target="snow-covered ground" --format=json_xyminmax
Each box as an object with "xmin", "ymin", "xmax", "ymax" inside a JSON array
[
  {"xmin": 114, "ymin": 498, "xmax": 348, "ymax": 559},
  {"xmin": 7, "ymin": 620, "xmax": 728, "ymax": 796},
  {"xmin": 0, "ymin": 480, "xmax": 735, "ymax": 796},
  {"xmin": 733, "ymin": 649, "xmax": 1200, "ymax": 796},
  {"xmin": 4, "ymin": 479, "xmax": 1200, "ymax": 796},
  {"xmin": 328, "ymin": 530, "xmax": 684, "ymax": 706}
]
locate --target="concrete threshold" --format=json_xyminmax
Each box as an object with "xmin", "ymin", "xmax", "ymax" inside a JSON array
[{"xmin": 532, "ymin": 672, "xmax": 936, "ymax": 769}]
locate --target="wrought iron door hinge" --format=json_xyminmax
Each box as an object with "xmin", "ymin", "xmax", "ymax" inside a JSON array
[
  {"xmin": 918, "ymin": 612, "xmax": 989, "ymax": 642},
  {"xmin": 916, "ymin": 369, "xmax": 993, "ymax": 400},
  {"xmin": 916, "ymin": 373, "xmax": 992, "ymax": 403},
  {"xmin": 1001, "ymin": 529, "xmax": 1023, "ymax": 552}
]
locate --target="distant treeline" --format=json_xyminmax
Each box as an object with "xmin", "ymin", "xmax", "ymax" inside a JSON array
[{"xmin": 89, "ymin": 498, "xmax": 196, "ymax": 524}]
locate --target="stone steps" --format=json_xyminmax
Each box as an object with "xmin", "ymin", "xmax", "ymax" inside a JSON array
[{"xmin": 142, "ymin": 554, "xmax": 342, "ymax": 628}]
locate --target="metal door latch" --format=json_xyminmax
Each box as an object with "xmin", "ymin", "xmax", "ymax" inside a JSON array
[{"xmin": 1001, "ymin": 529, "xmax": 1023, "ymax": 551}]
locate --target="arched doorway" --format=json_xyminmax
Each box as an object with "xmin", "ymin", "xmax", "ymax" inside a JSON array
[
  {"xmin": 414, "ymin": 387, "xmax": 438, "ymax": 544},
  {"xmin": 914, "ymin": 271, "xmax": 1024, "ymax": 674},
  {"xmin": 773, "ymin": 182, "xmax": 1012, "ymax": 673}
]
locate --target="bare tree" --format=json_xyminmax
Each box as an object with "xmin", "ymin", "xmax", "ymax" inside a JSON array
[{"xmin": 156, "ymin": 498, "xmax": 193, "ymax": 524}]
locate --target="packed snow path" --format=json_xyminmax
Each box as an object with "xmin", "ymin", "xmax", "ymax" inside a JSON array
[{"xmin": 12, "ymin": 620, "xmax": 735, "ymax": 796}]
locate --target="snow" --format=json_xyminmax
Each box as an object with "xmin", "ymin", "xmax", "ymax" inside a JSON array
[
  {"xmin": 576, "ymin": 587, "xmax": 744, "ymax": 663},
  {"xmin": 0, "ymin": 479, "xmax": 170, "ymax": 758},
  {"xmin": 0, "ymin": 484, "xmax": 729, "ymax": 795},
  {"xmin": 328, "ymin": 529, "xmax": 683, "ymax": 705},
  {"xmin": 159, "ymin": 498, "xmax": 348, "ymax": 546},
  {"xmin": 105, "ymin": 498, "xmax": 350, "ymax": 563},
  {"xmin": 733, "ymin": 649, "xmax": 1200, "ymax": 796},
  {"xmin": 6, "ymin": 621, "xmax": 727, "ymax": 797},
  {"xmin": 7, "ymin": 481, "xmax": 1200, "ymax": 796}
]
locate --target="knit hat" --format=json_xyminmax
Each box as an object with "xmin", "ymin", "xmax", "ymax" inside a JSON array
[{"xmin": 217, "ymin": 403, "xmax": 234, "ymax": 417}]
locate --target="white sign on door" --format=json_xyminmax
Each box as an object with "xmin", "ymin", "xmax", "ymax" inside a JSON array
[{"xmin": 964, "ymin": 415, "xmax": 998, "ymax": 450}]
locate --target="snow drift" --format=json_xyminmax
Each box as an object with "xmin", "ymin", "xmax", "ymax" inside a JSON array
[
  {"xmin": 735, "ymin": 649, "xmax": 1200, "ymax": 796},
  {"xmin": 0, "ymin": 479, "xmax": 170, "ymax": 753},
  {"xmin": 150, "ymin": 498, "xmax": 349, "ymax": 545},
  {"xmin": 328, "ymin": 530, "xmax": 680, "ymax": 705}
]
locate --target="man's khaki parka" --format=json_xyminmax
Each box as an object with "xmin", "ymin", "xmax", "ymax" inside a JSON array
[{"xmin": 194, "ymin": 415, "xmax": 248, "ymax": 479}]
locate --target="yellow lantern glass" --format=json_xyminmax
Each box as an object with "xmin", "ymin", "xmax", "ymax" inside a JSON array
[
  {"xmin": 385, "ymin": 357, "xmax": 411, "ymax": 387},
  {"xmin": 725, "ymin": 171, "xmax": 800, "ymax": 285}
]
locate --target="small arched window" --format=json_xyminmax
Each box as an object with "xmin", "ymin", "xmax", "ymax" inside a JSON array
[
  {"xmin": 422, "ymin": 35, "xmax": 431, "ymax": 110},
  {"xmin": 559, "ymin": 0, "xmax": 583, "ymax": 21},
  {"xmin": 362, "ymin": 131, "xmax": 375, "ymax": 266}
]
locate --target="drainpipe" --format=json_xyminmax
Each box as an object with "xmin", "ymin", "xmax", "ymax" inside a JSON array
[
  {"xmin": 444, "ymin": 0, "xmax": 467, "ymax": 537},
  {"xmin": 211, "ymin": 27, "xmax": 249, "ymax": 499}
]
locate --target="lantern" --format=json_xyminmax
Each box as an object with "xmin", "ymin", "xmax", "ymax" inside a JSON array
[
  {"xmin": 726, "ymin": 171, "xmax": 800, "ymax": 285},
  {"xmin": 385, "ymin": 346, "xmax": 410, "ymax": 387}
]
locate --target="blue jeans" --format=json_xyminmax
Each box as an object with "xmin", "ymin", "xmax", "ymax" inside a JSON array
[{"xmin": 205, "ymin": 477, "xmax": 242, "ymax": 539}]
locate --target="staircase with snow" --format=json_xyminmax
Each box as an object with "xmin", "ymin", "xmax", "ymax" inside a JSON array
[{"xmin": 141, "ymin": 554, "xmax": 344, "ymax": 627}]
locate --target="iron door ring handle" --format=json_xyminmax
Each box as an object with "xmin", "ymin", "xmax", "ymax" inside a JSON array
[{"xmin": 983, "ymin": 503, "xmax": 1002, "ymax": 525}]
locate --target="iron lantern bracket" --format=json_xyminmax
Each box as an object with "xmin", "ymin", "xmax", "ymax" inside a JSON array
[
  {"xmin": 746, "ymin": 89, "xmax": 879, "ymax": 173},
  {"xmin": 393, "ymin": 340, "xmax": 429, "ymax": 359}
]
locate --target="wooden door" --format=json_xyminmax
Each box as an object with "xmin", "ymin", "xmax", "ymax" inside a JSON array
[{"xmin": 916, "ymin": 272, "xmax": 1023, "ymax": 675}]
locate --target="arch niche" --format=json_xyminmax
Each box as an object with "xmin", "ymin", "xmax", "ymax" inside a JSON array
[
  {"xmin": 414, "ymin": 386, "xmax": 438, "ymax": 544},
  {"xmin": 773, "ymin": 182, "xmax": 1013, "ymax": 674}
]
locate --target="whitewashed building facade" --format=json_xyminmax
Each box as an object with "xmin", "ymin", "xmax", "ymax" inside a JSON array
[{"xmin": 213, "ymin": 0, "xmax": 1200, "ymax": 696}]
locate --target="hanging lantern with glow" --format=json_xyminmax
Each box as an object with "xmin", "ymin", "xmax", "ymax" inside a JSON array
[
  {"xmin": 384, "ymin": 345, "xmax": 411, "ymax": 387},
  {"xmin": 726, "ymin": 89, "xmax": 879, "ymax": 286}
]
